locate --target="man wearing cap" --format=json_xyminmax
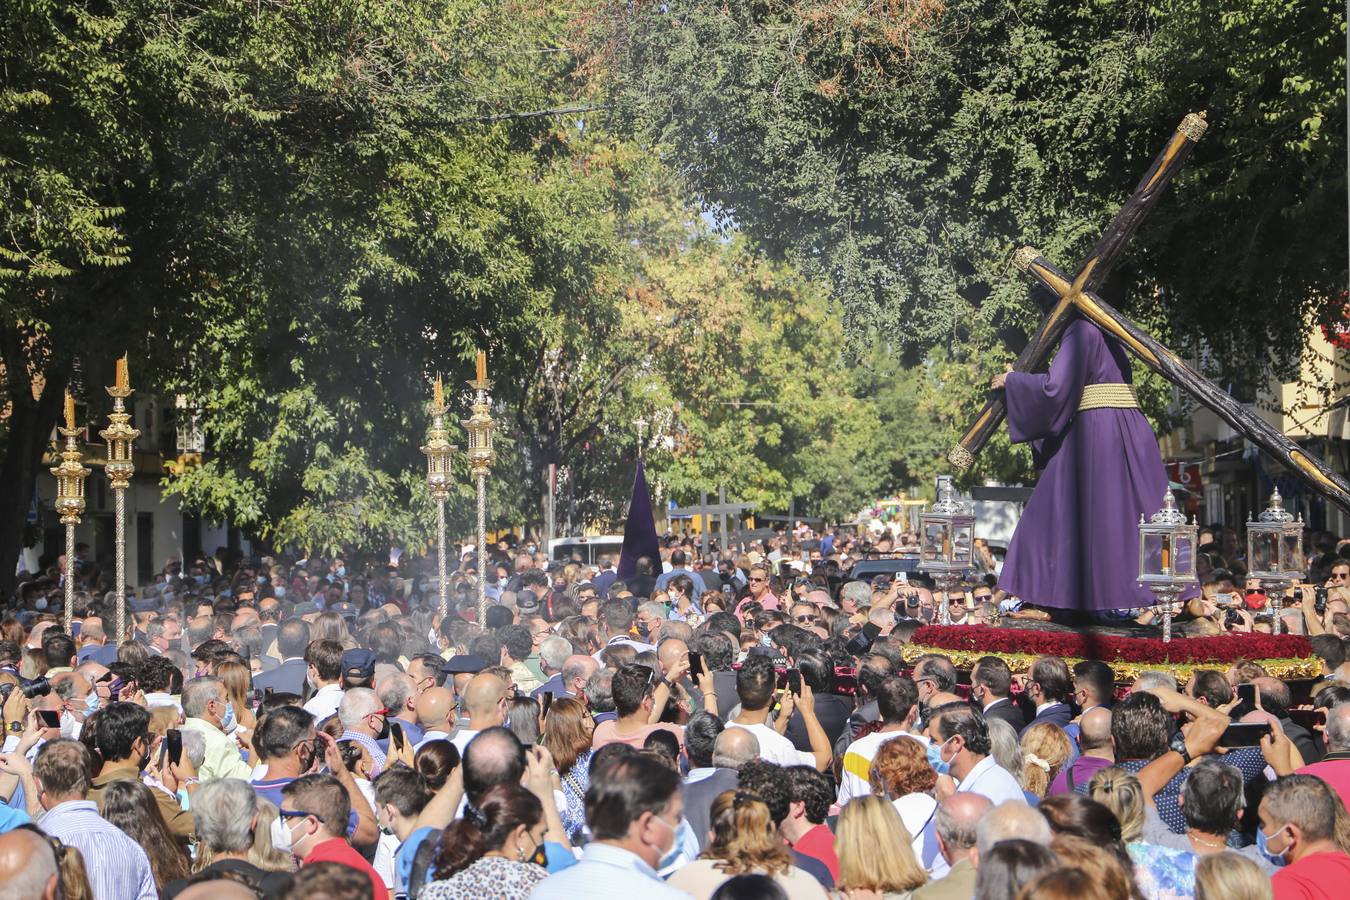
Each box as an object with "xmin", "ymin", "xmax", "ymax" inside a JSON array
[{"xmin": 340, "ymin": 648, "xmax": 377, "ymax": 691}]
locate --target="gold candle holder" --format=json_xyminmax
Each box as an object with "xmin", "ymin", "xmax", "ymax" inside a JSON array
[
  {"xmin": 421, "ymin": 376, "xmax": 456, "ymax": 618},
  {"xmin": 464, "ymin": 351, "xmax": 496, "ymax": 624},
  {"xmin": 52, "ymin": 392, "xmax": 90, "ymax": 632},
  {"xmin": 101, "ymin": 356, "xmax": 139, "ymax": 643}
]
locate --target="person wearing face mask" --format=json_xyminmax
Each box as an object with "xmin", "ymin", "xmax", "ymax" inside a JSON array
[
  {"xmin": 337, "ymin": 688, "xmax": 389, "ymax": 778},
  {"xmin": 418, "ymin": 783, "xmax": 548, "ymax": 900},
  {"xmin": 249, "ymin": 706, "xmax": 380, "ymax": 851},
  {"xmin": 180, "ymin": 677, "xmax": 253, "ymax": 781},
  {"xmin": 47, "ymin": 673, "xmax": 96, "ymax": 742},
  {"xmin": 530, "ymin": 751, "xmax": 691, "ymax": 899},
  {"xmin": 970, "ymin": 657, "xmax": 1026, "ymax": 734},
  {"xmin": 87, "ymin": 702, "xmax": 195, "ymax": 840},
  {"xmin": 371, "ymin": 766, "xmax": 437, "ymax": 898},
  {"xmin": 277, "ymin": 773, "xmax": 387, "ymax": 900},
  {"xmin": 925, "ymin": 703, "xmax": 1026, "ymax": 807},
  {"xmin": 1259, "ymin": 774, "xmax": 1350, "ymax": 897}
]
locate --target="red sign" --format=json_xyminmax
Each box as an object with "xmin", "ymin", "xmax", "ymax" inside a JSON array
[{"xmin": 1167, "ymin": 462, "xmax": 1203, "ymax": 493}]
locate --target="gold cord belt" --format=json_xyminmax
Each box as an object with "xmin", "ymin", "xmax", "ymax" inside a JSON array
[{"xmin": 1077, "ymin": 383, "xmax": 1139, "ymax": 412}]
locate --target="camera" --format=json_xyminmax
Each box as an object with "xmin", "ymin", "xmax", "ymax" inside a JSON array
[
  {"xmin": 0, "ymin": 676, "xmax": 51, "ymax": 702},
  {"xmin": 1315, "ymin": 586, "xmax": 1329, "ymax": 615}
]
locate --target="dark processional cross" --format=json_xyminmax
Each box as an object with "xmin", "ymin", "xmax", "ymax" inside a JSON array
[{"xmin": 947, "ymin": 111, "xmax": 1350, "ymax": 513}]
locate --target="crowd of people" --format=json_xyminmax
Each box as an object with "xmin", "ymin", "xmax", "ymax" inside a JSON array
[{"xmin": 1, "ymin": 523, "xmax": 1350, "ymax": 900}]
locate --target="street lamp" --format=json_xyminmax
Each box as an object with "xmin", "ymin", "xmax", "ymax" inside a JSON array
[
  {"xmin": 921, "ymin": 475, "xmax": 974, "ymax": 626},
  {"xmin": 52, "ymin": 392, "xmax": 89, "ymax": 633},
  {"xmin": 1246, "ymin": 488, "xmax": 1304, "ymax": 634},
  {"xmin": 463, "ymin": 351, "xmax": 496, "ymax": 625},
  {"xmin": 421, "ymin": 376, "xmax": 456, "ymax": 619},
  {"xmin": 1137, "ymin": 491, "xmax": 1197, "ymax": 643},
  {"xmin": 101, "ymin": 357, "xmax": 139, "ymax": 643}
]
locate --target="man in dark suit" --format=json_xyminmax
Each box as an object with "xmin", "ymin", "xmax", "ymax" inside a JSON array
[
  {"xmin": 251, "ymin": 618, "xmax": 311, "ymax": 696},
  {"xmin": 971, "ymin": 656, "xmax": 1026, "ymax": 733},
  {"xmin": 683, "ymin": 721, "xmax": 759, "ymax": 851},
  {"xmin": 1020, "ymin": 655, "xmax": 1074, "ymax": 736}
]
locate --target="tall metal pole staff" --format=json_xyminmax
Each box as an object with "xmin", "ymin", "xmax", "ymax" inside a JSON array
[
  {"xmin": 421, "ymin": 376, "xmax": 456, "ymax": 618},
  {"xmin": 101, "ymin": 356, "xmax": 139, "ymax": 643},
  {"xmin": 464, "ymin": 351, "xmax": 496, "ymax": 625},
  {"xmin": 52, "ymin": 392, "xmax": 90, "ymax": 634}
]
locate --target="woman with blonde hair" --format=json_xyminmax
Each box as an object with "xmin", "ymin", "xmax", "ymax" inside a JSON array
[
  {"xmin": 1020, "ymin": 722, "xmax": 1073, "ymax": 799},
  {"xmin": 1193, "ymin": 851, "xmax": 1272, "ymax": 900},
  {"xmin": 835, "ymin": 795, "xmax": 928, "ymax": 899},
  {"xmin": 214, "ymin": 658, "xmax": 258, "ymax": 733},
  {"xmin": 668, "ymin": 790, "xmax": 826, "ymax": 899},
  {"xmin": 1085, "ymin": 768, "xmax": 1191, "ymax": 899},
  {"xmin": 540, "ymin": 698, "xmax": 594, "ymax": 841},
  {"xmin": 868, "ymin": 736, "xmax": 942, "ymax": 873}
]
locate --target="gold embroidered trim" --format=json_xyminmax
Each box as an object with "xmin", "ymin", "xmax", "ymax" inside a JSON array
[{"xmin": 1077, "ymin": 383, "xmax": 1139, "ymax": 412}]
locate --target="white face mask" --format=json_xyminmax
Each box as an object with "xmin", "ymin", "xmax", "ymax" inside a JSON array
[
  {"xmin": 34, "ymin": 598, "xmax": 48, "ymax": 611},
  {"xmin": 270, "ymin": 816, "xmax": 299, "ymax": 855}
]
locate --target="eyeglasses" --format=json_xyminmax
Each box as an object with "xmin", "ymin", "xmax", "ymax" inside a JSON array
[
  {"xmin": 795, "ymin": 615, "xmax": 818, "ymax": 624},
  {"xmin": 749, "ymin": 577, "xmax": 767, "ymax": 583},
  {"xmin": 278, "ymin": 808, "xmax": 319, "ymax": 820},
  {"xmin": 1333, "ymin": 573, "xmax": 1350, "ymax": 580}
]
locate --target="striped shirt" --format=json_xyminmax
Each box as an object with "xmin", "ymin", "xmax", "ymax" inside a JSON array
[{"xmin": 39, "ymin": 800, "xmax": 157, "ymax": 900}]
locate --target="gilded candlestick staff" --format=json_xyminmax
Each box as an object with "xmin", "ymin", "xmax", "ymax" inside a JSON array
[
  {"xmin": 464, "ymin": 351, "xmax": 496, "ymax": 625},
  {"xmin": 52, "ymin": 392, "xmax": 90, "ymax": 632},
  {"xmin": 421, "ymin": 375, "xmax": 456, "ymax": 618},
  {"xmin": 101, "ymin": 356, "xmax": 140, "ymax": 643}
]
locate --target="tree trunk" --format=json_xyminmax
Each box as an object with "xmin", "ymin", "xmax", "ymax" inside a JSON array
[{"xmin": 0, "ymin": 370, "xmax": 68, "ymax": 593}]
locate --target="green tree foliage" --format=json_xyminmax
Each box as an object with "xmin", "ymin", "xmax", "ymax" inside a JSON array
[{"xmin": 589, "ymin": 0, "xmax": 1347, "ymax": 399}]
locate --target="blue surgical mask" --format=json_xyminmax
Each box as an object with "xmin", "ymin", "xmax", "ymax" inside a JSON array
[
  {"xmin": 222, "ymin": 701, "xmax": 237, "ymax": 731},
  {"xmin": 34, "ymin": 597, "xmax": 48, "ymax": 611},
  {"xmin": 336, "ymin": 566, "xmax": 346, "ymax": 577},
  {"xmin": 927, "ymin": 737, "xmax": 954, "ymax": 776},
  {"xmin": 1256, "ymin": 824, "xmax": 1288, "ymax": 867},
  {"xmin": 84, "ymin": 692, "xmax": 100, "ymax": 715},
  {"xmin": 274, "ymin": 586, "xmax": 286, "ymax": 599},
  {"xmin": 195, "ymin": 574, "xmax": 209, "ymax": 585}
]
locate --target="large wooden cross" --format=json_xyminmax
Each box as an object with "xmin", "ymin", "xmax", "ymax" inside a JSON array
[
  {"xmin": 948, "ymin": 112, "xmax": 1350, "ymax": 512},
  {"xmin": 948, "ymin": 112, "xmax": 1209, "ymax": 470}
]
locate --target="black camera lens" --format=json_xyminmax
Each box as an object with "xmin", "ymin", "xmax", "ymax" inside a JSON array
[{"xmin": 20, "ymin": 677, "xmax": 51, "ymax": 699}]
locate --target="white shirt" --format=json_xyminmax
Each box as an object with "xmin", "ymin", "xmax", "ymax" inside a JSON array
[
  {"xmin": 838, "ymin": 730, "xmax": 925, "ymax": 806},
  {"xmin": 414, "ymin": 730, "xmax": 451, "ymax": 752},
  {"xmin": 529, "ymin": 842, "xmax": 692, "ymax": 900},
  {"xmin": 893, "ymin": 792, "xmax": 947, "ymax": 878},
  {"xmin": 956, "ymin": 754, "xmax": 1026, "ymax": 806},
  {"xmin": 726, "ymin": 721, "xmax": 814, "ymax": 768},
  {"xmin": 451, "ymin": 728, "xmax": 480, "ymax": 753},
  {"xmin": 303, "ymin": 683, "xmax": 343, "ymax": 722},
  {"xmin": 591, "ymin": 636, "xmax": 656, "ymax": 662}
]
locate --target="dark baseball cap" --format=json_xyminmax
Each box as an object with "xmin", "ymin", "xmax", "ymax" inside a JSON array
[
  {"xmin": 329, "ymin": 601, "xmax": 359, "ymax": 621},
  {"xmin": 442, "ymin": 654, "xmax": 488, "ymax": 675},
  {"xmin": 341, "ymin": 648, "xmax": 376, "ymax": 679}
]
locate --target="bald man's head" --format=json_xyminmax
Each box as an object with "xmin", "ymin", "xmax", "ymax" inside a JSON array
[
  {"xmin": 462, "ymin": 673, "xmax": 507, "ymax": 727},
  {"xmin": 416, "ymin": 687, "xmax": 456, "ymax": 732},
  {"xmin": 1078, "ymin": 706, "xmax": 1113, "ymax": 752},
  {"xmin": 0, "ymin": 828, "xmax": 58, "ymax": 900},
  {"xmin": 936, "ymin": 792, "xmax": 992, "ymax": 862},
  {"xmin": 712, "ymin": 726, "xmax": 760, "ymax": 768},
  {"xmin": 657, "ymin": 639, "xmax": 688, "ymax": 675}
]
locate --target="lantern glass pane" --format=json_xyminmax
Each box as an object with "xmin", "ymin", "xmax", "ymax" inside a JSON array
[
  {"xmin": 1141, "ymin": 532, "xmax": 1165, "ymax": 578},
  {"xmin": 952, "ymin": 524, "xmax": 973, "ymax": 567},
  {"xmin": 922, "ymin": 522, "xmax": 948, "ymax": 564},
  {"xmin": 1281, "ymin": 531, "xmax": 1304, "ymax": 576},
  {"xmin": 1175, "ymin": 535, "xmax": 1196, "ymax": 580},
  {"xmin": 1249, "ymin": 531, "xmax": 1278, "ymax": 575}
]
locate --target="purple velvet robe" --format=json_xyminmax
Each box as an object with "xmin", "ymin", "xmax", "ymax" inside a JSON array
[{"xmin": 1000, "ymin": 319, "xmax": 1167, "ymax": 612}]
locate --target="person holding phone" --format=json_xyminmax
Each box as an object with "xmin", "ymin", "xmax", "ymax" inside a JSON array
[{"xmin": 87, "ymin": 704, "xmax": 195, "ymax": 840}]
